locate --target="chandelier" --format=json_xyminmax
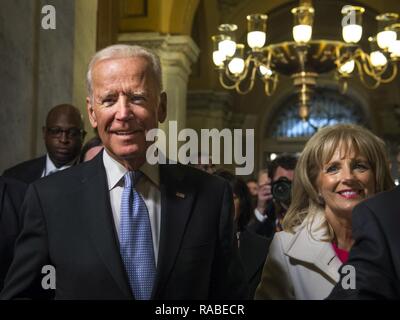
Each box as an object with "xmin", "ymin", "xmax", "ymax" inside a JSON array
[{"xmin": 211, "ymin": 0, "xmax": 400, "ymax": 119}]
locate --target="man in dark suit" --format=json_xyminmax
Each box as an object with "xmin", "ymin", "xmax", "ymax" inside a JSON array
[
  {"xmin": 3, "ymin": 104, "xmax": 86, "ymax": 184},
  {"xmin": 0, "ymin": 44, "xmax": 247, "ymax": 300},
  {"xmin": 328, "ymin": 186, "xmax": 400, "ymax": 299},
  {"xmin": 0, "ymin": 177, "xmax": 27, "ymax": 291}
]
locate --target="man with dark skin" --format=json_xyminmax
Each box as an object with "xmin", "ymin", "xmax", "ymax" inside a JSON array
[{"xmin": 3, "ymin": 104, "xmax": 86, "ymax": 183}]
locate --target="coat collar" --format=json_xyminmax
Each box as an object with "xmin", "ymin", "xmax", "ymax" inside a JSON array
[{"xmin": 284, "ymin": 214, "xmax": 342, "ymax": 283}]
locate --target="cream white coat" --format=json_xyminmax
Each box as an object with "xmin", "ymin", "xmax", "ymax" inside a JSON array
[{"xmin": 255, "ymin": 215, "xmax": 343, "ymax": 300}]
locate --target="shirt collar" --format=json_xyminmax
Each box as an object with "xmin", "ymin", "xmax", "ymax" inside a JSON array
[
  {"xmin": 102, "ymin": 149, "xmax": 160, "ymax": 191},
  {"xmin": 45, "ymin": 154, "xmax": 73, "ymax": 175}
]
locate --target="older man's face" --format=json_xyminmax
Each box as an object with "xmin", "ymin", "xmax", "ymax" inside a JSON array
[{"xmin": 87, "ymin": 57, "xmax": 166, "ymax": 167}]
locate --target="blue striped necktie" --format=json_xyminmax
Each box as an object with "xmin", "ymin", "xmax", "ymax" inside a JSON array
[{"xmin": 119, "ymin": 171, "xmax": 156, "ymax": 300}]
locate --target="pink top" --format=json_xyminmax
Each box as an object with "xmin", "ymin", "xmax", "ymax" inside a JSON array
[{"xmin": 332, "ymin": 242, "xmax": 349, "ymax": 263}]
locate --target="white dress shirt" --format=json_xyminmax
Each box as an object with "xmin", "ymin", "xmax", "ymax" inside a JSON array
[
  {"xmin": 254, "ymin": 208, "xmax": 268, "ymax": 222},
  {"xmin": 103, "ymin": 150, "xmax": 161, "ymax": 265},
  {"xmin": 41, "ymin": 154, "xmax": 73, "ymax": 177}
]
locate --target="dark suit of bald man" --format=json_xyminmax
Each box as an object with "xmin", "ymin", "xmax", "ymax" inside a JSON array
[
  {"xmin": 0, "ymin": 177, "xmax": 27, "ymax": 291},
  {"xmin": 3, "ymin": 156, "xmax": 46, "ymax": 184}
]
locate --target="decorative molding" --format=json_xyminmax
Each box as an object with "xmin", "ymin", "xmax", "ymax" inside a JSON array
[
  {"xmin": 118, "ymin": 33, "xmax": 200, "ymax": 76},
  {"xmin": 120, "ymin": 0, "xmax": 147, "ymax": 18},
  {"xmin": 187, "ymin": 90, "xmax": 232, "ymax": 112},
  {"xmin": 187, "ymin": 90, "xmax": 254, "ymax": 129}
]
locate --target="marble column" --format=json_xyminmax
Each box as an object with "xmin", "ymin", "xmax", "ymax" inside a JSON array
[
  {"xmin": 35, "ymin": 0, "xmax": 75, "ymax": 155},
  {"xmin": 0, "ymin": 0, "xmax": 37, "ymax": 172},
  {"xmin": 0, "ymin": 0, "xmax": 98, "ymax": 172},
  {"xmin": 72, "ymin": 0, "xmax": 98, "ymax": 139},
  {"xmin": 118, "ymin": 33, "xmax": 200, "ymax": 135}
]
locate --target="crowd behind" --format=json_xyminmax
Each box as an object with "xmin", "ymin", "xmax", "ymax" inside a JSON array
[{"xmin": 0, "ymin": 44, "xmax": 399, "ymax": 300}]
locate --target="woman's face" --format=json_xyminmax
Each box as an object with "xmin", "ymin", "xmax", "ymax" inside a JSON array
[{"xmin": 317, "ymin": 146, "xmax": 376, "ymax": 218}]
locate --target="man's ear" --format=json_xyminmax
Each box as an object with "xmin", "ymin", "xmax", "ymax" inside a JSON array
[
  {"xmin": 158, "ymin": 91, "xmax": 167, "ymax": 123},
  {"xmin": 87, "ymin": 97, "xmax": 98, "ymax": 129}
]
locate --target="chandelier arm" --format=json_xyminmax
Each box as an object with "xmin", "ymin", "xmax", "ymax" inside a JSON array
[
  {"xmin": 355, "ymin": 59, "xmax": 381, "ymax": 89},
  {"xmin": 357, "ymin": 56, "xmax": 397, "ymax": 86},
  {"xmin": 336, "ymin": 45, "xmax": 355, "ymax": 68},
  {"xmin": 224, "ymin": 65, "xmax": 240, "ymax": 82},
  {"xmin": 358, "ymin": 50, "xmax": 391, "ymax": 80},
  {"xmin": 264, "ymin": 81, "xmax": 271, "ymax": 96},
  {"xmin": 237, "ymin": 55, "xmax": 254, "ymax": 82},
  {"xmin": 235, "ymin": 63, "xmax": 257, "ymax": 94},
  {"xmin": 218, "ymin": 71, "xmax": 239, "ymax": 90},
  {"xmin": 356, "ymin": 50, "xmax": 380, "ymax": 78},
  {"xmin": 264, "ymin": 48, "xmax": 273, "ymax": 66},
  {"xmin": 264, "ymin": 78, "xmax": 274, "ymax": 96},
  {"xmin": 268, "ymin": 74, "xmax": 279, "ymax": 96},
  {"xmin": 261, "ymin": 66, "xmax": 278, "ymax": 96},
  {"xmin": 374, "ymin": 64, "xmax": 389, "ymax": 78},
  {"xmin": 222, "ymin": 55, "xmax": 254, "ymax": 85},
  {"xmin": 335, "ymin": 73, "xmax": 349, "ymax": 94},
  {"xmin": 335, "ymin": 45, "xmax": 343, "ymax": 64},
  {"xmin": 379, "ymin": 63, "xmax": 398, "ymax": 83}
]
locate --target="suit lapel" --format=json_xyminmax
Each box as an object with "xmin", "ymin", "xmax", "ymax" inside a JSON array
[
  {"xmin": 33, "ymin": 156, "xmax": 46, "ymax": 181},
  {"xmin": 151, "ymin": 164, "xmax": 196, "ymax": 298},
  {"xmin": 80, "ymin": 153, "xmax": 133, "ymax": 299},
  {"xmin": 285, "ymin": 224, "xmax": 342, "ymax": 283}
]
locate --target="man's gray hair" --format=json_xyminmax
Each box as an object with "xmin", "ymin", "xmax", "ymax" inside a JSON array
[{"xmin": 86, "ymin": 44, "xmax": 162, "ymax": 99}]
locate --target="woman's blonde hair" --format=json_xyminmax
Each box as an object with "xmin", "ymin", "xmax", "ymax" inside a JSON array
[{"xmin": 282, "ymin": 123, "xmax": 394, "ymax": 238}]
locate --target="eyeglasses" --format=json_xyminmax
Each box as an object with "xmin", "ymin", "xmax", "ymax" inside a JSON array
[{"xmin": 46, "ymin": 127, "xmax": 86, "ymax": 139}]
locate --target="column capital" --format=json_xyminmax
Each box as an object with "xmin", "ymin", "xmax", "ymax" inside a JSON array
[{"xmin": 118, "ymin": 32, "xmax": 199, "ymax": 76}]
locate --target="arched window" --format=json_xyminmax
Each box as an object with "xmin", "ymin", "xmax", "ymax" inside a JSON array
[{"xmin": 269, "ymin": 88, "xmax": 366, "ymax": 138}]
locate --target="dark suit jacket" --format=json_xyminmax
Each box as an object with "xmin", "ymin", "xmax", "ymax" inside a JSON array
[
  {"xmin": 238, "ymin": 229, "xmax": 270, "ymax": 299},
  {"xmin": 3, "ymin": 156, "xmax": 46, "ymax": 184},
  {"xmin": 0, "ymin": 152, "xmax": 247, "ymax": 300},
  {"xmin": 0, "ymin": 177, "xmax": 27, "ymax": 291},
  {"xmin": 328, "ymin": 186, "xmax": 400, "ymax": 299}
]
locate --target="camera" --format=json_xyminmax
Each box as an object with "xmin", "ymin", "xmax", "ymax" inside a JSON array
[{"xmin": 271, "ymin": 177, "xmax": 292, "ymax": 205}]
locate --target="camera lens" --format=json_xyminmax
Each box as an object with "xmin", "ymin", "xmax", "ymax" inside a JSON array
[{"xmin": 272, "ymin": 178, "xmax": 292, "ymax": 204}]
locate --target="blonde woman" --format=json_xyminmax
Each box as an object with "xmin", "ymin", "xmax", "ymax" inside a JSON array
[{"xmin": 255, "ymin": 124, "xmax": 394, "ymax": 300}]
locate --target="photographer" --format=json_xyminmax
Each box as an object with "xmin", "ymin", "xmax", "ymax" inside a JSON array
[{"xmin": 248, "ymin": 154, "xmax": 297, "ymax": 238}]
